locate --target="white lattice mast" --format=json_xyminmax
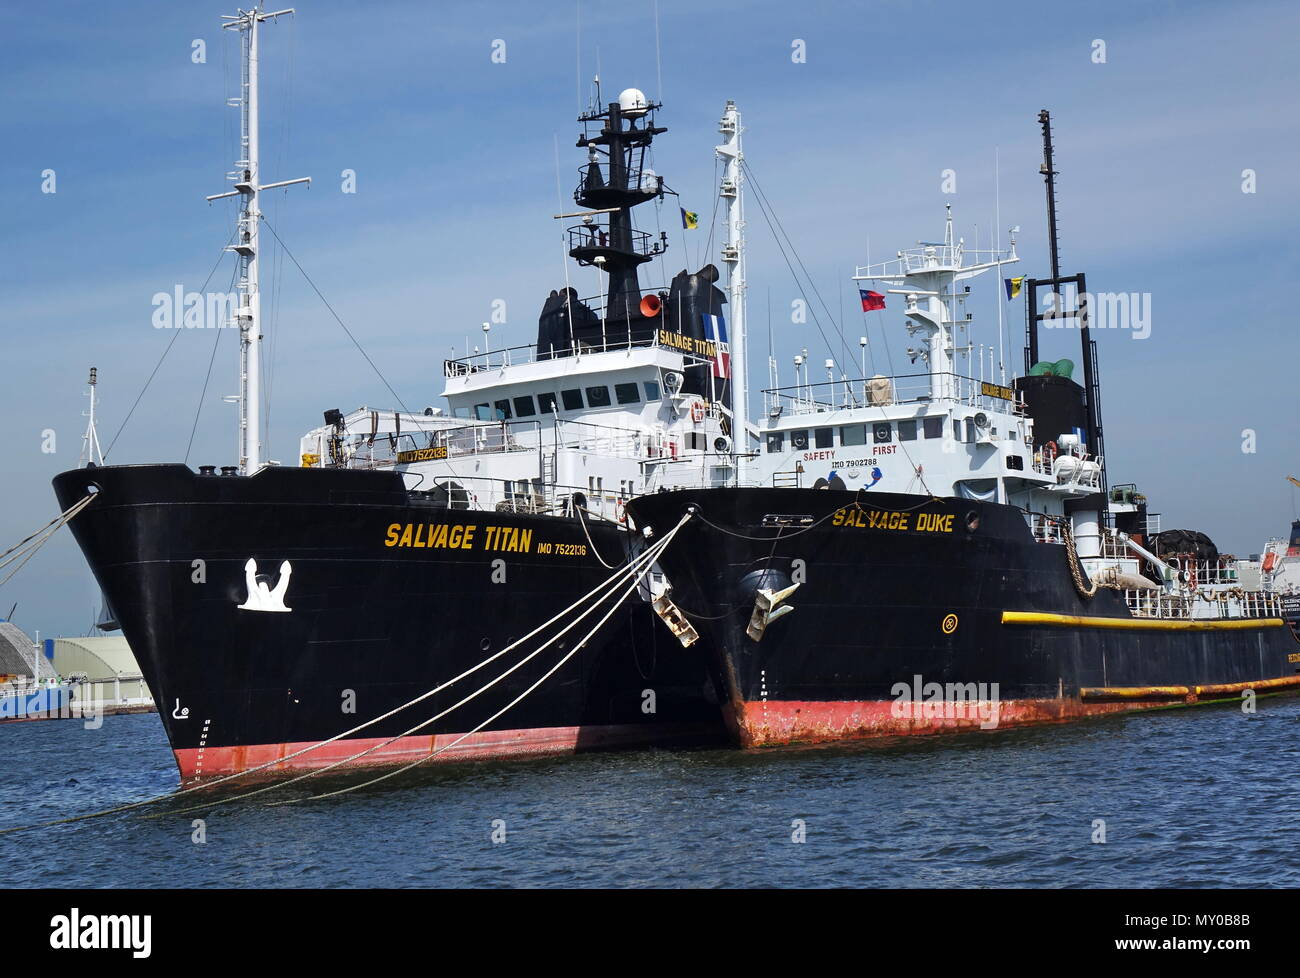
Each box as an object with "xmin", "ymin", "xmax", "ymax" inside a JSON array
[
  {"xmin": 717, "ymin": 100, "xmax": 748, "ymax": 483},
  {"xmin": 80, "ymin": 367, "xmax": 104, "ymax": 467},
  {"xmin": 207, "ymin": 6, "xmax": 309, "ymax": 474}
]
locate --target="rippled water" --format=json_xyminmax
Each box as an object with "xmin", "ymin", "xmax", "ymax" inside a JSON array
[{"xmin": 3, "ymin": 698, "xmax": 1299, "ymax": 888}]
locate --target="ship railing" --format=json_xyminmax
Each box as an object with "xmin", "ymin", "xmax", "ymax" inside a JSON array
[
  {"xmin": 567, "ymin": 225, "xmax": 667, "ymax": 263},
  {"xmin": 1031, "ymin": 443, "xmax": 1056, "ymax": 476},
  {"xmin": 411, "ymin": 474, "xmax": 628, "ymax": 522},
  {"xmin": 556, "ymin": 418, "xmax": 661, "ymax": 459},
  {"xmin": 573, "ymin": 162, "xmax": 662, "ymax": 205},
  {"xmin": 1028, "ymin": 513, "xmax": 1065, "ymax": 545},
  {"xmin": 1101, "ymin": 528, "xmax": 1128, "ymax": 559},
  {"xmin": 1165, "ymin": 556, "xmax": 1240, "ymax": 587},
  {"xmin": 1125, "ymin": 590, "xmax": 1193, "ymax": 619},
  {"xmin": 1192, "ymin": 590, "xmax": 1281, "ymax": 620},
  {"xmin": 442, "ymin": 316, "xmax": 712, "ymax": 377},
  {"xmin": 854, "ymin": 244, "xmax": 1015, "ymax": 280},
  {"xmin": 345, "ymin": 420, "xmax": 545, "ymax": 469},
  {"xmin": 762, "ymin": 372, "xmax": 1020, "ymax": 418}
]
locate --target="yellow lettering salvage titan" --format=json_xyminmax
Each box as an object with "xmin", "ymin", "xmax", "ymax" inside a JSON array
[
  {"xmin": 383, "ymin": 522, "xmax": 537, "ymax": 553},
  {"xmin": 830, "ymin": 507, "xmax": 955, "ymax": 533}
]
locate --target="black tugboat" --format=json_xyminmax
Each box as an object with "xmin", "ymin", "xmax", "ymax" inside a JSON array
[
  {"xmin": 626, "ymin": 111, "xmax": 1300, "ymax": 749},
  {"xmin": 52, "ymin": 8, "xmax": 738, "ymax": 781}
]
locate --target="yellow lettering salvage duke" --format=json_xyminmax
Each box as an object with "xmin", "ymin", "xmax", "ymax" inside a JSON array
[{"xmin": 831, "ymin": 508, "xmax": 955, "ymax": 533}]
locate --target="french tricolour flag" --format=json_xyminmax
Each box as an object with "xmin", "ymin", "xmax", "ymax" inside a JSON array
[{"xmin": 703, "ymin": 313, "xmax": 730, "ymax": 379}]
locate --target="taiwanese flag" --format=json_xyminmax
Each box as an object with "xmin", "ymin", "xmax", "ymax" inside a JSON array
[{"xmin": 859, "ymin": 289, "xmax": 886, "ymax": 312}]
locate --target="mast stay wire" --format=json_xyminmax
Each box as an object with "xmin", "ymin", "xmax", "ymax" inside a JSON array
[
  {"xmin": 259, "ymin": 216, "xmax": 411, "ymax": 416},
  {"xmin": 103, "ymin": 233, "xmax": 235, "ymax": 461},
  {"xmin": 185, "ymin": 261, "xmax": 239, "ymax": 463},
  {"xmin": 738, "ymin": 159, "xmax": 859, "ymax": 404}
]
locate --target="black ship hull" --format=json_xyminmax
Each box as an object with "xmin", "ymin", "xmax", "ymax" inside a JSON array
[
  {"xmin": 625, "ymin": 488, "xmax": 1300, "ymax": 747},
  {"xmin": 53, "ymin": 465, "xmax": 725, "ymax": 782}
]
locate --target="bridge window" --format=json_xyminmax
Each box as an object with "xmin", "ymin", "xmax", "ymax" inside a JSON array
[
  {"xmin": 873, "ymin": 423, "xmax": 892, "ymax": 444},
  {"xmin": 586, "ymin": 385, "xmax": 612, "ymax": 408},
  {"xmin": 766, "ymin": 432, "xmax": 784, "ymax": 452},
  {"xmin": 614, "ymin": 382, "xmax": 641, "ymax": 405},
  {"xmin": 898, "ymin": 419, "xmax": 918, "ymax": 441},
  {"xmin": 513, "ymin": 395, "xmax": 536, "ymax": 418},
  {"xmin": 814, "ymin": 427, "xmax": 833, "ymax": 449},
  {"xmin": 538, "ymin": 392, "xmax": 557, "ymax": 415},
  {"xmin": 494, "ymin": 399, "xmax": 513, "ymax": 420},
  {"xmin": 923, "ymin": 416, "xmax": 944, "ymax": 439},
  {"xmin": 561, "ymin": 388, "xmax": 584, "ymax": 411},
  {"xmin": 474, "ymin": 403, "xmax": 493, "ymax": 421},
  {"xmin": 790, "ymin": 430, "xmax": 809, "ymax": 450},
  {"xmin": 840, "ymin": 424, "xmax": 866, "ymax": 446},
  {"xmin": 643, "ymin": 380, "xmax": 661, "ymax": 401}
]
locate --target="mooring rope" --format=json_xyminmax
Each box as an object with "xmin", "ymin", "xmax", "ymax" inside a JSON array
[
  {"xmin": 574, "ymin": 502, "xmax": 625, "ymax": 569},
  {"xmin": 271, "ymin": 512, "xmax": 691, "ymax": 804},
  {"xmin": 0, "ymin": 513, "xmax": 688, "ymax": 836},
  {"xmin": 148, "ymin": 522, "xmax": 685, "ymax": 818},
  {"xmin": 0, "ymin": 494, "xmax": 96, "ymax": 588}
]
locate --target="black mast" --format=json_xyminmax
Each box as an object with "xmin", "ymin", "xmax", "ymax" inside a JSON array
[
  {"xmin": 1023, "ymin": 110, "xmax": 1104, "ymax": 474},
  {"xmin": 570, "ymin": 92, "xmax": 668, "ymax": 332}
]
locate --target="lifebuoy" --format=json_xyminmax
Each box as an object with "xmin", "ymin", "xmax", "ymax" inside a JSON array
[
  {"xmin": 615, "ymin": 499, "xmax": 626, "ymax": 523},
  {"xmin": 690, "ymin": 401, "xmax": 705, "ymax": 423}
]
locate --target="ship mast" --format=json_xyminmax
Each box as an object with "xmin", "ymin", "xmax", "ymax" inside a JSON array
[
  {"xmin": 206, "ymin": 6, "xmax": 309, "ymax": 474},
  {"xmin": 80, "ymin": 367, "xmax": 103, "ymax": 467},
  {"xmin": 717, "ymin": 100, "xmax": 748, "ymax": 483}
]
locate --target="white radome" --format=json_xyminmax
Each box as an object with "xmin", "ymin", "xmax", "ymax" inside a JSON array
[{"xmin": 618, "ymin": 87, "xmax": 649, "ymax": 117}]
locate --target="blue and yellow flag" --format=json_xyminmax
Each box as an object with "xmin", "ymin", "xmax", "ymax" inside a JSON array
[
  {"xmin": 1004, "ymin": 276, "xmax": 1025, "ymax": 300},
  {"xmin": 681, "ymin": 208, "xmax": 699, "ymax": 230}
]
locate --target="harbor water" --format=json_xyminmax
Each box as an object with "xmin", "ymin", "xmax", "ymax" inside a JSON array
[{"xmin": 3, "ymin": 697, "xmax": 1298, "ymax": 888}]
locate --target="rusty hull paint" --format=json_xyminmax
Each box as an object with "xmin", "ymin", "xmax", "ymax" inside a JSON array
[
  {"xmin": 729, "ymin": 680, "xmax": 1300, "ymax": 748},
  {"xmin": 174, "ymin": 720, "xmax": 715, "ymax": 782}
]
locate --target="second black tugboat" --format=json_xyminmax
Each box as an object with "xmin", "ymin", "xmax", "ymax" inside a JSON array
[{"xmin": 627, "ymin": 111, "xmax": 1300, "ymax": 748}]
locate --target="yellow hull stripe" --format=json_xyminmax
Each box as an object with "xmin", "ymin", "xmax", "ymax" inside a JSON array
[
  {"xmin": 1081, "ymin": 675, "xmax": 1300, "ymax": 701},
  {"xmin": 1001, "ymin": 611, "xmax": 1284, "ymax": 632}
]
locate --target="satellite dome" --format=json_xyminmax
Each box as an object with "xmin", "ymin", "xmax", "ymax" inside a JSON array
[{"xmin": 618, "ymin": 88, "xmax": 649, "ymax": 117}]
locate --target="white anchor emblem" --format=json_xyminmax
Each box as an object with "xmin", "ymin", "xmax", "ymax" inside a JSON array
[{"xmin": 237, "ymin": 558, "xmax": 293, "ymax": 613}]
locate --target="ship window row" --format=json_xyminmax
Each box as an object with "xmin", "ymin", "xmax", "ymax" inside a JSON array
[
  {"xmin": 765, "ymin": 416, "xmax": 945, "ymax": 452},
  {"xmin": 467, "ymin": 380, "xmax": 661, "ymax": 421}
]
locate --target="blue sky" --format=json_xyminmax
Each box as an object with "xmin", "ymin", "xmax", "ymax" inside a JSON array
[{"xmin": 2, "ymin": 0, "xmax": 1298, "ymax": 637}]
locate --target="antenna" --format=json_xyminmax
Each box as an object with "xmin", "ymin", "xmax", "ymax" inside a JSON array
[
  {"xmin": 1039, "ymin": 109, "xmax": 1062, "ymax": 283},
  {"xmin": 80, "ymin": 367, "xmax": 104, "ymax": 467},
  {"xmin": 206, "ymin": 6, "xmax": 310, "ymax": 474}
]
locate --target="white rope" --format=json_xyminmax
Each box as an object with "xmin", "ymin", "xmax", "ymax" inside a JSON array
[
  {"xmin": 150, "ymin": 526, "xmax": 681, "ymax": 817},
  {"xmin": 575, "ymin": 502, "xmax": 624, "ymax": 569},
  {"xmin": 0, "ymin": 494, "xmax": 96, "ymax": 587},
  {"xmin": 0, "ymin": 515, "xmax": 682, "ymax": 835},
  {"xmin": 274, "ymin": 513, "xmax": 692, "ymax": 804}
]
